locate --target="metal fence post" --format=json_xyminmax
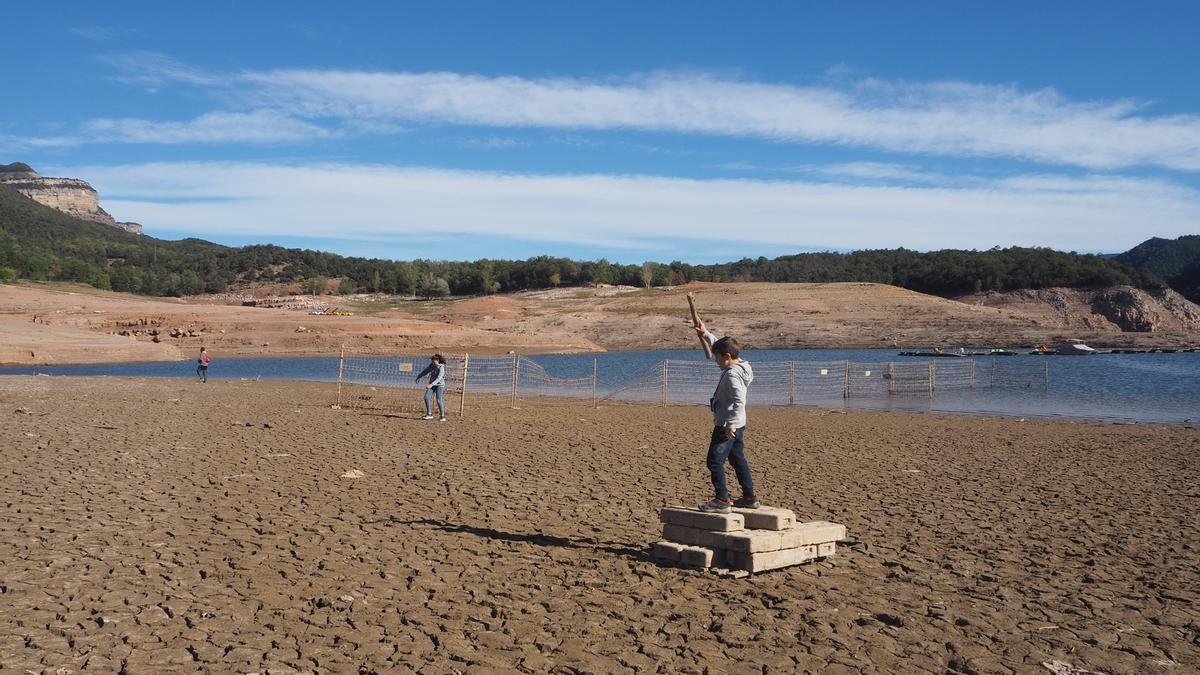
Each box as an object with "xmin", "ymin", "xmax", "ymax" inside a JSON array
[
  {"xmin": 888, "ymin": 362, "xmax": 895, "ymax": 395},
  {"xmin": 592, "ymin": 358, "xmax": 598, "ymax": 408},
  {"xmin": 661, "ymin": 360, "xmax": 669, "ymax": 406},
  {"xmin": 969, "ymin": 359, "xmax": 976, "ymax": 388},
  {"xmin": 991, "ymin": 360, "xmax": 997, "ymax": 387},
  {"xmin": 928, "ymin": 361, "xmax": 935, "ymax": 397},
  {"xmin": 459, "ymin": 353, "xmax": 469, "ymax": 418},
  {"xmin": 335, "ymin": 344, "xmax": 345, "ymax": 407},
  {"xmin": 788, "ymin": 360, "xmax": 795, "ymax": 406},
  {"xmin": 510, "ymin": 353, "xmax": 519, "ymax": 409},
  {"xmin": 843, "ymin": 361, "xmax": 850, "ymax": 399},
  {"xmin": 1044, "ymin": 362, "xmax": 1049, "ymax": 391}
]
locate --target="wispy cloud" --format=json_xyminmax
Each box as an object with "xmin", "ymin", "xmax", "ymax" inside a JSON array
[
  {"xmin": 99, "ymin": 56, "xmax": 1200, "ymax": 171},
  {"xmin": 23, "ymin": 55, "xmax": 1187, "ymax": 171},
  {"xmin": 458, "ymin": 136, "xmax": 524, "ymax": 149},
  {"xmin": 62, "ymin": 161, "xmax": 1200, "ymax": 255},
  {"xmin": 712, "ymin": 161, "xmax": 953, "ymax": 184},
  {"xmin": 809, "ymin": 162, "xmax": 953, "ymax": 184},
  {"xmin": 83, "ymin": 110, "xmax": 336, "ymax": 144},
  {"xmin": 99, "ymin": 51, "xmax": 221, "ymax": 87}
]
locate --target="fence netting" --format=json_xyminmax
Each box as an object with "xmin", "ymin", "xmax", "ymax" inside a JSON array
[
  {"xmin": 336, "ymin": 350, "xmax": 466, "ymax": 414},
  {"xmin": 334, "ymin": 347, "xmax": 1048, "ymax": 416}
]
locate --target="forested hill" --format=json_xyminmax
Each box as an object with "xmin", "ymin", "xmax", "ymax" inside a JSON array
[
  {"xmin": 0, "ymin": 183, "xmax": 1170, "ymax": 298},
  {"xmin": 1114, "ymin": 235, "xmax": 1200, "ymax": 303}
]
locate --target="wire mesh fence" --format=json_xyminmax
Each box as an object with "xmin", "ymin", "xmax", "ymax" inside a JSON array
[
  {"xmin": 334, "ymin": 346, "xmax": 1049, "ymax": 416},
  {"xmin": 335, "ymin": 349, "xmax": 467, "ymax": 415}
]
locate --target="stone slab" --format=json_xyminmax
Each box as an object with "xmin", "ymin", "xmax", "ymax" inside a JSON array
[
  {"xmin": 780, "ymin": 521, "xmax": 847, "ymax": 548},
  {"xmin": 663, "ymin": 524, "xmax": 721, "ymax": 548},
  {"xmin": 816, "ymin": 541, "xmax": 836, "ymax": 557},
  {"xmin": 710, "ymin": 529, "xmax": 786, "ymax": 553},
  {"xmin": 660, "ymin": 507, "xmax": 744, "ymax": 532},
  {"xmin": 733, "ymin": 506, "xmax": 796, "ymax": 531},
  {"xmin": 679, "ymin": 546, "xmax": 715, "ymax": 569},
  {"xmin": 727, "ymin": 545, "xmax": 818, "ymax": 573},
  {"xmin": 652, "ymin": 541, "xmax": 686, "ymax": 563}
]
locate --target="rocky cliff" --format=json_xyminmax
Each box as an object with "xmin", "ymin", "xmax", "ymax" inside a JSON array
[
  {"xmin": 0, "ymin": 163, "xmax": 142, "ymax": 234},
  {"xmin": 960, "ymin": 286, "xmax": 1200, "ymax": 334}
]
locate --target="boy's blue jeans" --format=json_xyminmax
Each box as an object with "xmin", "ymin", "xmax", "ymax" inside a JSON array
[
  {"xmin": 423, "ymin": 385, "xmax": 445, "ymax": 417},
  {"xmin": 707, "ymin": 425, "xmax": 754, "ymax": 501}
]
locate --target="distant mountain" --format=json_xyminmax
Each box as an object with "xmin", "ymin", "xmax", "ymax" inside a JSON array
[{"xmin": 1115, "ymin": 235, "xmax": 1200, "ymax": 303}]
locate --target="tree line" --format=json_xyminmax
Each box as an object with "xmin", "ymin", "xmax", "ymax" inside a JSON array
[{"xmin": 0, "ymin": 184, "xmax": 1171, "ymax": 300}]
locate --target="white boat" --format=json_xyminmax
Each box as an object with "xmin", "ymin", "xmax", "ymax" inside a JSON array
[{"xmin": 1055, "ymin": 340, "xmax": 1097, "ymax": 355}]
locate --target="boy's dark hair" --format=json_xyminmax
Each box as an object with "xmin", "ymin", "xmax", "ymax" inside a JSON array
[
  {"xmin": 434, "ymin": 353, "xmax": 446, "ymax": 364},
  {"xmin": 712, "ymin": 336, "xmax": 740, "ymax": 359}
]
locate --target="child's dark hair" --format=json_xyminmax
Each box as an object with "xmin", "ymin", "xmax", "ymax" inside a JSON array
[
  {"xmin": 433, "ymin": 353, "xmax": 446, "ymax": 364},
  {"xmin": 712, "ymin": 336, "xmax": 740, "ymax": 359}
]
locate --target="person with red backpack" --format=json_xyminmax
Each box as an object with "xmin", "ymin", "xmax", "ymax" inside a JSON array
[{"xmin": 197, "ymin": 347, "xmax": 212, "ymax": 383}]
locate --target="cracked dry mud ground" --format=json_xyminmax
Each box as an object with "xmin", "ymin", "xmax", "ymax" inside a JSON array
[{"xmin": 2, "ymin": 376, "xmax": 1197, "ymax": 673}]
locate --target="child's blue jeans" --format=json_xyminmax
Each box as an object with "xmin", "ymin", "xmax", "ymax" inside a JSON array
[
  {"xmin": 707, "ymin": 426, "xmax": 754, "ymax": 501},
  {"xmin": 424, "ymin": 385, "xmax": 445, "ymax": 417}
]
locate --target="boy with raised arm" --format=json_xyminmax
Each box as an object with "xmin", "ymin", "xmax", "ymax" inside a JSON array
[{"xmin": 693, "ymin": 320, "xmax": 759, "ymax": 513}]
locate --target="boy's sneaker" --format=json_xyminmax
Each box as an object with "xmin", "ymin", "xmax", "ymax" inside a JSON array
[
  {"xmin": 438, "ymin": 417, "xmax": 447, "ymax": 422},
  {"xmin": 734, "ymin": 495, "xmax": 761, "ymax": 509},
  {"xmin": 698, "ymin": 498, "xmax": 733, "ymax": 513},
  {"xmin": 421, "ymin": 415, "xmax": 434, "ymax": 420}
]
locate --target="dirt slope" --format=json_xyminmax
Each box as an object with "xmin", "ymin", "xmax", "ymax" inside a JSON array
[
  {"xmin": 2, "ymin": 280, "xmax": 1197, "ymax": 365},
  {"xmin": 0, "ymin": 283, "xmax": 598, "ymax": 365},
  {"xmin": 474, "ymin": 282, "xmax": 1200, "ymax": 351}
]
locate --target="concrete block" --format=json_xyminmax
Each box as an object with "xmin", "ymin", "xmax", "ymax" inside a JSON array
[
  {"xmin": 816, "ymin": 542, "xmax": 836, "ymax": 557},
  {"xmin": 727, "ymin": 545, "xmax": 818, "ymax": 573},
  {"xmin": 679, "ymin": 546, "xmax": 715, "ymax": 569},
  {"xmin": 662, "ymin": 524, "xmax": 721, "ymax": 548},
  {"xmin": 652, "ymin": 541, "xmax": 686, "ymax": 563},
  {"xmin": 660, "ymin": 507, "xmax": 744, "ymax": 532},
  {"xmin": 709, "ymin": 529, "xmax": 785, "ymax": 553},
  {"xmin": 780, "ymin": 521, "xmax": 847, "ymax": 548},
  {"xmin": 733, "ymin": 506, "xmax": 796, "ymax": 531}
]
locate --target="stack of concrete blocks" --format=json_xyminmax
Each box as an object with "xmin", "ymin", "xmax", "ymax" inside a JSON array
[{"xmin": 653, "ymin": 506, "xmax": 847, "ymax": 574}]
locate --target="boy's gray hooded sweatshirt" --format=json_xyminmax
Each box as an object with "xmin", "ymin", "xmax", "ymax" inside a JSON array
[{"xmin": 703, "ymin": 330, "xmax": 754, "ymax": 429}]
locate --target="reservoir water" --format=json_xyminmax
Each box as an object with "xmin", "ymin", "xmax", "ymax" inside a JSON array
[{"xmin": 2, "ymin": 349, "xmax": 1197, "ymax": 425}]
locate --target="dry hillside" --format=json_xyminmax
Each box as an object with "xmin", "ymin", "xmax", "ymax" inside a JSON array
[{"xmin": 1, "ymin": 281, "xmax": 1197, "ymax": 365}]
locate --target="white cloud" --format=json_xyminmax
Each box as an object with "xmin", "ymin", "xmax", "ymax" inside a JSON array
[
  {"xmin": 212, "ymin": 69, "xmax": 1199, "ymax": 171},
  {"xmin": 61, "ymin": 161, "xmax": 1200, "ymax": 255},
  {"xmin": 99, "ymin": 52, "xmax": 222, "ymax": 87},
  {"xmin": 83, "ymin": 110, "xmax": 335, "ymax": 144},
  {"xmin": 722, "ymin": 161, "xmax": 955, "ymax": 184},
  {"xmin": 459, "ymin": 136, "xmax": 524, "ymax": 149},
  {"xmin": 809, "ymin": 162, "xmax": 953, "ymax": 184}
]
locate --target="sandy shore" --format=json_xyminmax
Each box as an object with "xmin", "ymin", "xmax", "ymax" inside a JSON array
[{"xmin": 2, "ymin": 377, "xmax": 1197, "ymax": 673}]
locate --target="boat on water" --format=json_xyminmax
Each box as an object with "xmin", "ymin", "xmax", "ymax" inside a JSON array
[
  {"xmin": 898, "ymin": 346, "xmax": 972, "ymax": 357},
  {"xmin": 1053, "ymin": 340, "xmax": 1097, "ymax": 355}
]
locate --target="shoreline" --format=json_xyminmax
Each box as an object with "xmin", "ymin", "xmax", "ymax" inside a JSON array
[{"xmin": 1, "ymin": 372, "xmax": 1195, "ymax": 429}]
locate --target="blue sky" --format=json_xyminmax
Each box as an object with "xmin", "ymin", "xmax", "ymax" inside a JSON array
[{"xmin": 3, "ymin": 1, "xmax": 1199, "ymax": 263}]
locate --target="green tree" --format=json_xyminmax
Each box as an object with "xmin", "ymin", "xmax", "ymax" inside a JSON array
[
  {"xmin": 416, "ymin": 273, "xmax": 451, "ymax": 299},
  {"xmin": 303, "ymin": 276, "xmax": 329, "ymax": 295}
]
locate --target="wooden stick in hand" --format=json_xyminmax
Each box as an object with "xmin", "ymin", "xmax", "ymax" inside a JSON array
[{"xmin": 686, "ymin": 292, "xmax": 713, "ymax": 359}]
